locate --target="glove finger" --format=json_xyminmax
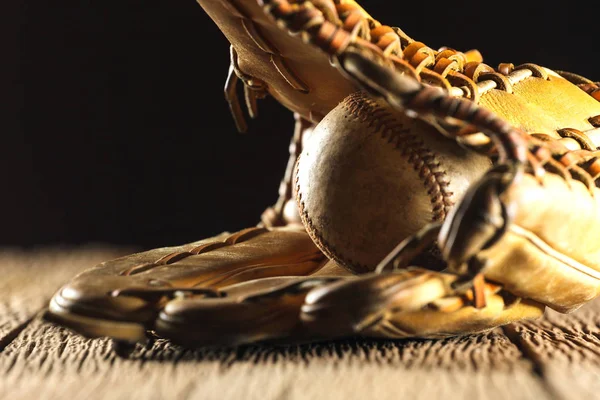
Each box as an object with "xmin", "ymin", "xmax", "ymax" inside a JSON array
[
  {"xmin": 118, "ymin": 228, "xmax": 325, "ymax": 289},
  {"xmin": 46, "ymin": 227, "xmax": 329, "ymax": 342},
  {"xmin": 155, "ymin": 276, "xmax": 343, "ymax": 347},
  {"xmin": 302, "ymin": 269, "xmax": 545, "ymax": 340}
]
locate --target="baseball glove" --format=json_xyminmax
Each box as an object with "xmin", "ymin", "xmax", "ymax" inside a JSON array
[{"xmin": 46, "ymin": 0, "xmax": 600, "ymax": 349}]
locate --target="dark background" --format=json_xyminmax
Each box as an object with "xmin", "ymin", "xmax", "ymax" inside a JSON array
[{"xmin": 6, "ymin": 1, "xmax": 598, "ymax": 249}]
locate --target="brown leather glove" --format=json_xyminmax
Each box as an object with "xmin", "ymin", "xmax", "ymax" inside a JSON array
[{"xmin": 46, "ymin": 0, "xmax": 600, "ymax": 348}]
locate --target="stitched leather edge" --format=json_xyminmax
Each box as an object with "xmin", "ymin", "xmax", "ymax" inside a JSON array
[
  {"xmin": 296, "ymin": 91, "xmax": 454, "ymax": 273},
  {"xmin": 121, "ymin": 227, "xmax": 268, "ymax": 276}
]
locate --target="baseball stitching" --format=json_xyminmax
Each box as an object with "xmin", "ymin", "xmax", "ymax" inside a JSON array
[{"xmin": 296, "ymin": 91, "xmax": 455, "ymax": 273}]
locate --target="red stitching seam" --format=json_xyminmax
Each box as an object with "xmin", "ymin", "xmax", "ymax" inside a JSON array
[{"xmin": 296, "ymin": 91, "xmax": 455, "ymax": 273}]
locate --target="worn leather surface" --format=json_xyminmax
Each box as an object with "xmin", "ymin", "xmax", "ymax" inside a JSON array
[
  {"xmin": 48, "ymin": 228, "xmax": 327, "ymax": 341},
  {"xmin": 480, "ymin": 173, "xmax": 600, "ymax": 313},
  {"xmin": 479, "ymin": 70, "xmax": 600, "ymax": 137}
]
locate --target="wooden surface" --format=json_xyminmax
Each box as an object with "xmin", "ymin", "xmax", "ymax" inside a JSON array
[{"xmin": 1, "ymin": 248, "xmax": 600, "ymax": 400}]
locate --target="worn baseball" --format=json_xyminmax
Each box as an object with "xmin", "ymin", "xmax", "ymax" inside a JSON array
[{"xmin": 294, "ymin": 91, "xmax": 492, "ymax": 274}]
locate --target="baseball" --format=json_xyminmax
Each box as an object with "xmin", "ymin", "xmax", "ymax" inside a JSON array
[{"xmin": 295, "ymin": 91, "xmax": 492, "ymax": 274}]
